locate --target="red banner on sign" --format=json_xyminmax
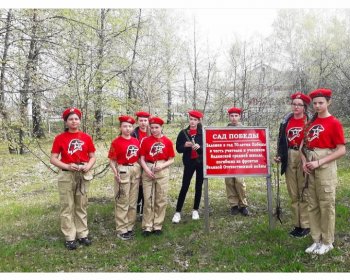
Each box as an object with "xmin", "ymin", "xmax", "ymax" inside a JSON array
[{"xmin": 203, "ymin": 127, "xmax": 270, "ymax": 177}]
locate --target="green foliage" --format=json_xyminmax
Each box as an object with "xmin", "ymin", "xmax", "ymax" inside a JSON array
[{"xmin": 1, "ymin": 136, "xmax": 350, "ymax": 272}]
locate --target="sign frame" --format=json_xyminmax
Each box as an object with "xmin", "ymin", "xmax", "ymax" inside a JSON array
[
  {"xmin": 203, "ymin": 126, "xmax": 271, "ymax": 178},
  {"xmin": 201, "ymin": 126, "xmax": 274, "ymax": 233}
]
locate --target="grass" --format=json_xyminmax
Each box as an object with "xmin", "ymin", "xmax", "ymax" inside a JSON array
[{"xmin": 0, "ymin": 137, "xmax": 350, "ymax": 272}]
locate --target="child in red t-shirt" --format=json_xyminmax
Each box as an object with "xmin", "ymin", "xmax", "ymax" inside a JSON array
[
  {"xmin": 50, "ymin": 108, "xmax": 96, "ymax": 250},
  {"xmin": 139, "ymin": 116, "xmax": 175, "ymax": 236},
  {"xmin": 301, "ymin": 88, "xmax": 346, "ymax": 255},
  {"xmin": 275, "ymin": 92, "xmax": 311, "ymax": 238},
  {"xmin": 108, "ymin": 115, "xmax": 141, "ymax": 241}
]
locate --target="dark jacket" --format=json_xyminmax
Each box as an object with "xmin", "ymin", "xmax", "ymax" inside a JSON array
[
  {"xmin": 277, "ymin": 112, "xmax": 310, "ymax": 175},
  {"xmin": 131, "ymin": 126, "xmax": 141, "ymax": 140},
  {"xmin": 277, "ymin": 112, "xmax": 293, "ymax": 175},
  {"xmin": 131, "ymin": 126, "xmax": 150, "ymax": 141},
  {"xmin": 176, "ymin": 124, "xmax": 203, "ymax": 166}
]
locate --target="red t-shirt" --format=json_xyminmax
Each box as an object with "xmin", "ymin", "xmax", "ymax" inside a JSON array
[
  {"xmin": 140, "ymin": 135, "xmax": 175, "ymax": 162},
  {"xmin": 51, "ymin": 131, "xmax": 96, "ymax": 164},
  {"xmin": 108, "ymin": 136, "xmax": 140, "ymax": 164},
  {"xmin": 306, "ymin": 115, "xmax": 345, "ymax": 149},
  {"xmin": 285, "ymin": 116, "xmax": 306, "ymax": 148},
  {"xmin": 189, "ymin": 129, "xmax": 199, "ymax": 159},
  {"xmin": 138, "ymin": 130, "xmax": 147, "ymax": 142}
]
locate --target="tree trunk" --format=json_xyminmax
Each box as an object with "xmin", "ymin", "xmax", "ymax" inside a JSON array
[
  {"xmin": 126, "ymin": 9, "xmax": 142, "ymax": 114},
  {"xmin": 0, "ymin": 9, "xmax": 11, "ymax": 121},
  {"xmin": 32, "ymin": 84, "xmax": 45, "ymax": 138},
  {"xmin": 166, "ymin": 85, "xmax": 172, "ymax": 124},
  {"xmin": 192, "ymin": 18, "xmax": 197, "ymax": 109},
  {"xmin": 27, "ymin": 9, "xmax": 45, "ymax": 138},
  {"xmin": 183, "ymin": 72, "xmax": 187, "ymax": 106},
  {"xmin": 94, "ymin": 8, "xmax": 107, "ymax": 140},
  {"xmin": 0, "ymin": 10, "xmax": 13, "ymax": 153},
  {"xmin": 19, "ymin": 9, "xmax": 39, "ymax": 153},
  {"xmin": 203, "ymin": 61, "xmax": 212, "ymax": 114}
]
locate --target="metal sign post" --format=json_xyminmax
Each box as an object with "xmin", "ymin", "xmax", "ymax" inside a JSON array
[
  {"xmin": 203, "ymin": 126, "xmax": 273, "ymax": 233},
  {"xmin": 266, "ymin": 174, "xmax": 275, "ymax": 230},
  {"xmin": 204, "ymin": 178, "xmax": 209, "ymax": 233}
]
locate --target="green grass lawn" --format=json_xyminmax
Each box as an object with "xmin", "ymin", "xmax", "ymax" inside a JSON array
[{"xmin": 0, "ymin": 138, "xmax": 349, "ymax": 272}]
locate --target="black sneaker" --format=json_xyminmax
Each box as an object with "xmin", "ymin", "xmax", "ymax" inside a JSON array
[
  {"xmin": 289, "ymin": 227, "xmax": 301, "ymax": 237},
  {"xmin": 230, "ymin": 206, "xmax": 240, "ymax": 215},
  {"xmin": 128, "ymin": 230, "xmax": 135, "ymax": 237},
  {"xmin": 117, "ymin": 232, "xmax": 131, "ymax": 241},
  {"xmin": 239, "ymin": 207, "xmax": 250, "ymax": 216},
  {"xmin": 65, "ymin": 240, "xmax": 77, "ymax": 250},
  {"xmin": 153, "ymin": 230, "xmax": 163, "ymax": 236},
  {"xmin": 295, "ymin": 228, "xmax": 310, "ymax": 238},
  {"xmin": 142, "ymin": 230, "xmax": 152, "ymax": 237},
  {"xmin": 78, "ymin": 237, "xmax": 92, "ymax": 246}
]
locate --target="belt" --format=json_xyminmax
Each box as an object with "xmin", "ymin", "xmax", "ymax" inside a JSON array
[
  {"xmin": 122, "ymin": 163, "xmax": 134, "ymax": 166},
  {"xmin": 288, "ymin": 146, "xmax": 299, "ymax": 151},
  {"xmin": 62, "ymin": 162, "xmax": 85, "ymax": 171}
]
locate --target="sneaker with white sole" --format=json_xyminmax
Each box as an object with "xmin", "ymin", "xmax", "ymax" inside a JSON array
[
  {"xmin": 192, "ymin": 210, "xmax": 200, "ymax": 220},
  {"xmin": 305, "ymin": 242, "xmax": 321, "ymax": 254},
  {"xmin": 314, "ymin": 243, "xmax": 333, "ymax": 255},
  {"xmin": 117, "ymin": 232, "xmax": 131, "ymax": 241},
  {"xmin": 65, "ymin": 240, "xmax": 77, "ymax": 250},
  {"xmin": 172, "ymin": 212, "xmax": 181, "ymax": 224},
  {"xmin": 289, "ymin": 227, "xmax": 301, "ymax": 237},
  {"xmin": 295, "ymin": 228, "xmax": 310, "ymax": 238}
]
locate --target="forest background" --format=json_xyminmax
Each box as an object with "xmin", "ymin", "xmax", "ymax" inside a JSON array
[
  {"xmin": 1, "ymin": 8, "xmax": 350, "ymax": 150},
  {"xmin": 1, "ymin": 8, "xmax": 350, "ymax": 273}
]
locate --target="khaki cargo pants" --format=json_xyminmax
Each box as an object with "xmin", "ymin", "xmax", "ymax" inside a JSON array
[
  {"xmin": 58, "ymin": 170, "xmax": 92, "ymax": 241},
  {"xmin": 142, "ymin": 160, "xmax": 169, "ymax": 232},
  {"xmin": 285, "ymin": 149, "xmax": 309, "ymax": 228},
  {"xmin": 225, "ymin": 177, "xmax": 248, "ymax": 208},
  {"xmin": 307, "ymin": 148, "xmax": 337, "ymax": 245},
  {"xmin": 114, "ymin": 163, "xmax": 141, "ymax": 234}
]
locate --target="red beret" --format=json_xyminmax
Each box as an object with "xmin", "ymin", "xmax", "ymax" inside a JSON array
[
  {"xmin": 118, "ymin": 115, "xmax": 135, "ymax": 124},
  {"xmin": 135, "ymin": 111, "xmax": 151, "ymax": 118},
  {"xmin": 62, "ymin": 107, "xmax": 82, "ymax": 120},
  {"xmin": 290, "ymin": 92, "xmax": 311, "ymax": 105},
  {"xmin": 188, "ymin": 110, "xmax": 203, "ymax": 119},
  {"xmin": 149, "ymin": 116, "xmax": 164, "ymax": 126},
  {"xmin": 227, "ymin": 107, "xmax": 242, "ymax": 115},
  {"xmin": 309, "ymin": 88, "xmax": 332, "ymax": 99}
]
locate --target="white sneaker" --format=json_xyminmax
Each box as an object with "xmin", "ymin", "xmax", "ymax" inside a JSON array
[
  {"xmin": 305, "ymin": 242, "xmax": 321, "ymax": 254},
  {"xmin": 172, "ymin": 212, "xmax": 181, "ymax": 224},
  {"xmin": 314, "ymin": 243, "xmax": 334, "ymax": 255},
  {"xmin": 192, "ymin": 210, "xmax": 200, "ymax": 220}
]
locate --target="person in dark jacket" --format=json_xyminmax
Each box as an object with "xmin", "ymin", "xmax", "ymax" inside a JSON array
[
  {"xmin": 275, "ymin": 92, "xmax": 311, "ymax": 237},
  {"xmin": 131, "ymin": 111, "xmax": 150, "ymax": 219},
  {"xmin": 172, "ymin": 110, "xmax": 204, "ymax": 223}
]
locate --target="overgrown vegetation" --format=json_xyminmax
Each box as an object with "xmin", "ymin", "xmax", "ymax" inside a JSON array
[
  {"xmin": 1, "ymin": 8, "xmax": 350, "ymax": 272},
  {"xmin": 0, "ymin": 138, "xmax": 349, "ymax": 272}
]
